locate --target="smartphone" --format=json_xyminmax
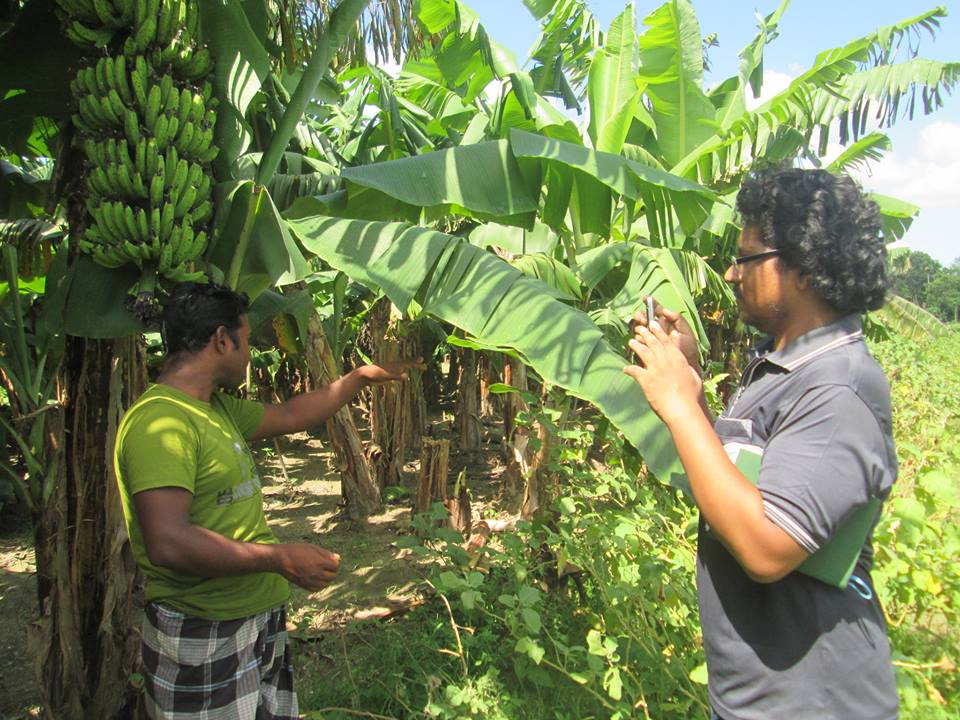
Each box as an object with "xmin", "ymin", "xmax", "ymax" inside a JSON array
[{"xmin": 646, "ymin": 296, "xmax": 656, "ymax": 326}]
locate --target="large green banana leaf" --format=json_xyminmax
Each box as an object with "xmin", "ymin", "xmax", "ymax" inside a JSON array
[
  {"xmin": 873, "ymin": 294, "xmax": 948, "ymax": 341},
  {"xmin": 637, "ymin": 0, "xmax": 717, "ymax": 168},
  {"xmin": 289, "ymin": 214, "xmax": 687, "ymax": 488},
  {"xmin": 587, "ymin": 3, "xmax": 640, "ymax": 155},
  {"xmin": 199, "ymin": 0, "xmax": 272, "ymax": 177},
  {"xmin": 340, "ymin": 139, "xmax": 540, "ymax": 225},
  {"xmin": 509, "ymin": 129, "xmax": 715, "ymax": 242},
  {"xmin": 869, "ymin": 192, "xmax": 920, "ymax": 243}
]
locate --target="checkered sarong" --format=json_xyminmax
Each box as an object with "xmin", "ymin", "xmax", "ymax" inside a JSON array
[{"xmin": 142, "ymin": 602, "xmax": 298, "ymax": 720}]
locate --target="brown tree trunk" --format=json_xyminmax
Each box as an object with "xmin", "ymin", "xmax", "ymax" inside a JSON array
[
  {"xmin": 456, "ymin": 348, "xmax": 481, "ymax": 452},
  {"xmin": 303, "ymin": 313, "xmax": 381, "ymax": 520},
  {"xmin": 478, "ymin": 354, "xmax": 499, "ymax": 419},
  {"xmin": 521, "ymin": 415, "xmax": 553, "ymax": 519},
  {"xmin": 367, "ymin": 299, "xmax": 404, "ymax": 488},
  {"xmin": 501, "ymin": 359, "xmax": 528, "ymax": 498},
  {"xmin": 414, "ymin": 438, "xmax": 449, "ymax": 535},
  {"xmin": 29, "ymin": 336, "xmax": 146, "ymax": 720},
  {"xmin": 445, "ymin": 470, "xmax": 472, "ymax": 535}
]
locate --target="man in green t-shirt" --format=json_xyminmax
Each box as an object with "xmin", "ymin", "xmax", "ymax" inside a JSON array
[{"xmin": 115, "ymin": 282, "xmax": 420, "ymax": 720}]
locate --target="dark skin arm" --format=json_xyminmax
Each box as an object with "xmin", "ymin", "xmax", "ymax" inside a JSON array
[
  {"xmin": 248, "ymin": 360, "xmax": 425, "ymax": 441},
  {"xmin": 134, "ymin": 487, "xmax": 340, "ymax": 590},
  {"xmin": 624, "ymin": 314, "xmax": 808, "ymax": 583}
]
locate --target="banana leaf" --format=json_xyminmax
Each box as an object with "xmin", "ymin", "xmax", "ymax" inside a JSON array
[
  {"xmin": 341, "ymin": 139, "xmax": 540, "ymax": 226},
  {"xmin": 289, "ymin": 214, "xmax": 687, "ymax": 488},
  {"xmin": 872, "ymin": 294, "xmax": 948, "ymax": 341}
]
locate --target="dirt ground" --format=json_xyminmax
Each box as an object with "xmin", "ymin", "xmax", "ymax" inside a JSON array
[{"xmin": 0, "ymin": 421, "xmax": 506, "ymax": 719}]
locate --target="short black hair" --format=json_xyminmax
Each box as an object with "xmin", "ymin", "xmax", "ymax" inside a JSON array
[
  {"xmin": 735, "ymin": 168, "xmax": 888, "ymax": 313},
  {"xmin": 160, "ymin": 282, "xmax": 250, "ymax": 356}
]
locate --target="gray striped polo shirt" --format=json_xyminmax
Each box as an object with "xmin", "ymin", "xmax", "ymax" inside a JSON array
[{"xmin": 701, "ymin": 313, "xmax": 899, "ymax": 720}]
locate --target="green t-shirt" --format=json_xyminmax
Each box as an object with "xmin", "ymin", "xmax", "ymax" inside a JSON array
[{"xmin": 115, "ymin": 384, "xmax": 289, "ymax": 619}]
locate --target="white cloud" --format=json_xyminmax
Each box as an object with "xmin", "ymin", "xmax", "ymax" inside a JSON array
[
  {"xmin": 745, "ymin": 69, "xmax": 794, "ymax": 111},
  {"xmin": 857, "ymin": 121, "xmax": 960, "ymax": 210}
]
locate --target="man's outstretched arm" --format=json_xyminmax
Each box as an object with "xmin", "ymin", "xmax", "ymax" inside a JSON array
[{"xmin": 248, "ymin": 359, "xmax": 424, "ymax": 441}]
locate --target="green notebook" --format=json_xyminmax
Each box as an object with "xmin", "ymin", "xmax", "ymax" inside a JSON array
[{"xmin": 726, "ymin": 444, "xmax": 880, "ymax": 589}]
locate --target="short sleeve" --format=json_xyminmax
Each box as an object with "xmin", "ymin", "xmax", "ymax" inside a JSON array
[
  {"xmin": 757, "ymin": 385, "xmax": 887, "ymax": 554},
  {"xmin": 214, "ymin": 392, "xmax": 265, "ymax": 439},
  {"xmin": 119, "ymin": 405, "xmax": 198, "ymax": 495}
]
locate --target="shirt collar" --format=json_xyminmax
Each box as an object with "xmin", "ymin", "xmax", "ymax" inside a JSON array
[{"xmin": 751, "ymin": 314, "xmax": 864, "ymax": 372}]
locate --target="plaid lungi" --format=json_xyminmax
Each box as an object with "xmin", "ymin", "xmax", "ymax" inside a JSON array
[{"xmin": 142, "ymin": 602, "xmax": 298, "ymax": 720}]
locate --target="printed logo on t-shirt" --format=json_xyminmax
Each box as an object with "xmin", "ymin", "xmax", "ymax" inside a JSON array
[
  {"xmin": 215, "ymin": 438, "xmax": 262, "ymax": 505},
  {"xmin": 216, "ymin": 475, "xmax": 263, "ymax": 506}
]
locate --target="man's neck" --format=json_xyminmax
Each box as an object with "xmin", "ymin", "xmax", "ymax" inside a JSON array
[
  {"xmin": 772, "ymin": 302, "xmax": 842, "ymax": 352},
  {"xmin": 157, "ymin": 361, "xmax": 218, "ymax": 403}
]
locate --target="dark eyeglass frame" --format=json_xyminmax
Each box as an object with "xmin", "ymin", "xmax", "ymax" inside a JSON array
[{"xmin": 730, "ymin": 249, "xmax": 780, "ymax": 274}]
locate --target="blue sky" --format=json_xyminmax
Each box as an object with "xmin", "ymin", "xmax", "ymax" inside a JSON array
[{"xmin": 471, "ymin": 1, "xmax": 960, "ymax": 265}]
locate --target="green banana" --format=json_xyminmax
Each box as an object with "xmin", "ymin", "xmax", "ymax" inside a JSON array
[
  {"xmin": 98, "ymin": 94, "xmax": 121, "ymax": 127},
  {"xmin": 113, "ymin": 55, "xmax": 135, "ymax": 106},
  {"xmin": 149, "ymin": 172, "xmax": 164, "ymax": 207},
  {"xmin": 187, "ymin": 229, "xmax": 208, "ymax": 261},
  {"xmin": 189, "ymin": 125, "xmax": 212, "ymax": 157},
  {"xmin": 131, "ymin": 57, "xmax": 148, "ymax": 109},
  {"xmin": 136, "ymin": 137, "xmax": 147, "ymax": 177},
  {"xmin": 124, "ymin": 108, "xmax": 140, "ymax": 148},
  {"xmin": 153, "ymin": 114, "xmax": 170, "ymax": 150},
  {"xmin": 159, "ymin": 74, "xmax": 173, "ymax": 110},
  {"xmin": 79, "ymin": 95, "xmax": 104, "ymax": 129},
  {"xmin": 72, "ymin": 113, "xmax": 96, "ymax": 134},
  {"xmin": 122, "ymin": 240, "xmax": 144, "ymax": 268},
  {"xmin": 191, "ymin": 200, "xmax": 212, "ymax": 225},
  {"xmin": 92, "ymin": 245, "xmax": 126, "ymax": 269},
  {"xmin": 123, "ymin": 204, "xmax": 141, "ymax": 242},
  {"xmin": 169, "ymin": 158, "xmax": 188, "ymax": 199},
  {"xmin": 136, "ymin": 207, "xmax": 150, "ymax": 242},
  {"xmin": 145, "ymin": 138, "xmax": 159, "ymax": 177},
  {"xmin": 166, "ymin": 223, "xmax": 182, "ymax": 262},
  {"xmin": 107, "ymin": 88, "xmax": 127, "ymax": 125},
  {"xmin": 175, "ymin": 121, "xmax": 194, "ymax": 155},
  {"xmin": 92, "ymin": 0, "xmax": 121, "ymax": 27},
  {"xmin": 145, "ymin": 84, "xmax": 162, "ymax": 128},
  {"xmin": 173, "ymin": 185, "xmax": 197, "ymax": 218},
  {"xmin": 198, "ymin": 146, "xmax": 219, "ymax": 164},
  {"xmin": 158, "ymin": 242, "xmax": 173, "ymax": 272},
  {"xmin": 105, "ymin": 163, "xmax": 122, "ymax": 193},
  {"xmin": 116, "ymin": 162, "xmax": 137, "ymax": 198},
  {"xmin": 165, "ymin": 117, "xmax": 180, "ymax": 152},
  {"xmin": 160, "ymin": 202, "xmax": 175, "ymax": 243},
  {"xmin": 184, "ymin": 161, "xmax": 203, "ymax": 191},
  {"xmin": 87, "ymin": 167, "xmax": 111, "ymax": 196},
  {"xmin": 133, "ymin": 11, "xmax": 157, "ymax": 52},
  {"xmin": 163, "ymin": 147, "xmax": 180, "ymax": 188},
  {"xmin": 185, "ymin": 0, "xmax": 198, "ymax": 41},
  {"xmin": 195, "ymin": 173, "xmax": 211, "ymax": 203},
  {"xmin": 94, "ymin": 58, "xmax": 110, "ymax": 95},
  {"xmin": 67, "ymin": 20, "xmax": 114, "ymax": 49}
]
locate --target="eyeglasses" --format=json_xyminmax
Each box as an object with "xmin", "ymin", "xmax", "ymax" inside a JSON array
[{"xmin": 729, "ymin": 249, "xmax": 780, "ymax": 278}]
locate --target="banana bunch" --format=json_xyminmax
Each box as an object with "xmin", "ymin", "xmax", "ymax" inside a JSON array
[{"xmin": 60, "ymin": 0, "xmax": 218, "ymax": 287}]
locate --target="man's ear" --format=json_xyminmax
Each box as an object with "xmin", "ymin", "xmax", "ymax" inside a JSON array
[{"xmin": 211, "ymin": 325, "xmax": 230, "ymax": 353}]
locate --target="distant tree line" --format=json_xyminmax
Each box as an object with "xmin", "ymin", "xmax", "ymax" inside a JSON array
[{"xmin": 893, "ymin": 251, "xmax": 960, "ymax": 323}]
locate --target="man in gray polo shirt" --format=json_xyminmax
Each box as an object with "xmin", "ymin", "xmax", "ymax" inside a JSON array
[{"xmin": 625, "ymin": 168, "xmax": 898, "ymax": 719}]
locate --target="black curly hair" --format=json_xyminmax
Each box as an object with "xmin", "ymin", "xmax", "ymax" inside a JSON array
[
  {"xmin": 160, "ymin": 282, "xmax": 250, "ymax": 356},
  {"xmin": 735, "ymin": 168, "xmax": 888, "ymax": 313}
]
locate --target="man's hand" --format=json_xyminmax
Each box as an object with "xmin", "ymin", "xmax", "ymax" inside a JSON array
[
  {"xmin": 274, "ymin": 544, "xmax": 341, "ymax": 591},
  {"xmin": 358, "ymin": 357, "xmax": 426, "ymax": 386},
  {"xmin": 630, "ymin": 296, "xmax": 700, "ymax": 372},
  {"xmin": 624, "ymin": 320, "xmax": 703, "ymax": 424}
]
